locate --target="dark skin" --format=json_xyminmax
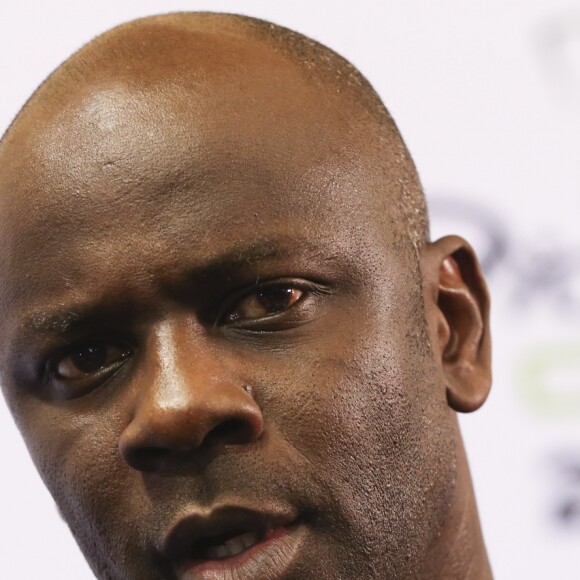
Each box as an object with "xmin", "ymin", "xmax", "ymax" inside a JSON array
[{"xmin": 0, "ymin": 15, "xmax": 492, "ymax": 580}]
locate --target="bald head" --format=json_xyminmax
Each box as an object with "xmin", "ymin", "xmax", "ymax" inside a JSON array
[{"xmin": 0, "ymin": 12, "xmax": 428, "ymax": 249}]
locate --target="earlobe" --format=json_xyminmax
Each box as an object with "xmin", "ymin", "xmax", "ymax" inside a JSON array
[{"xmin": 422, "ymin": 236, "xmax": 492, "ymax": 413}]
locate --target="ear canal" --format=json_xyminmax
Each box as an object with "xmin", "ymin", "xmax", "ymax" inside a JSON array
[{"xmin": 435, "ymin": 248, "xmax": 492, "ymax": 413}]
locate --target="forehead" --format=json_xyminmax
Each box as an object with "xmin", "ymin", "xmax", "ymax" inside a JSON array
[
  {"xmin": 0, "ymin": 31, "xmax": 407, "ymax": 354},
  {"xmin": 0, "ymin": 81, "xmax": 385, "ymax": 272},
  {"xmin": 0, "ymin": 27, "xmax": 389, "ymax": 236}
]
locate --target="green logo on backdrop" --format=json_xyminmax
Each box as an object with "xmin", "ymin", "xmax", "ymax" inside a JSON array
[{"xmin": 519, "ymin": 342, "xmax": 580, "ymax": 418}]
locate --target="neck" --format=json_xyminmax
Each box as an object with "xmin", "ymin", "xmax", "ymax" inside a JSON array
[{"xmin": 424, "ymin": 418, "xmax": 493, "ymax": 579}]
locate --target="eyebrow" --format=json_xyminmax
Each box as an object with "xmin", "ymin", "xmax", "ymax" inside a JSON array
[
  {"xmin": 23, "ymin": 309, "xmax": 87, "ymax": 335},
  {"xmin": 13, "ymin": 236, "xmax": 328, "ymax": 338}
]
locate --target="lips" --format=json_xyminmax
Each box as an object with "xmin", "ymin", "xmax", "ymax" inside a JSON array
[{"xmin": 162, "ymin": 505, "xmax": 306, "ymax": 580}]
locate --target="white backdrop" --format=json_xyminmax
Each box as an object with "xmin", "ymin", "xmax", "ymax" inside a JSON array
[{"xmin": 1, "ymin": 1, "xmax": 579, "ymax": 578}]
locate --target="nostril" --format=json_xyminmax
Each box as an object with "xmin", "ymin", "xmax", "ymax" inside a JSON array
[{"xmin": 205, "ymin": 418, "xmax": 253, "ymax": 448}]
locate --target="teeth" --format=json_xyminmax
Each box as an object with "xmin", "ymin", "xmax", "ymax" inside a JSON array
[
  {"xmin": 204, "ymin": 531, "xmax": 260, "ymax": 560},
  {"xmin": 239, "ymin": 532, "xmax": 259, "ymax": 550},
  {"xmin": 225, "ymin": 537, "xmax": 246, "ymax": 556}
]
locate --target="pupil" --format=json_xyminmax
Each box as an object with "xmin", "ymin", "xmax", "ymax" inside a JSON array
[
  {"xmin": 257, "ymin": 287, "xmax": 293, "ymax": 313},
  {"xmin": 71, "ymin": 345, "xmax": 107, "ymax": 373}
]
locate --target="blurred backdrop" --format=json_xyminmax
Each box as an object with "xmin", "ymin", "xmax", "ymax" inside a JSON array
[{"xmin": 0, "ymin": 1, "xmax": 578, "ymax": 578}]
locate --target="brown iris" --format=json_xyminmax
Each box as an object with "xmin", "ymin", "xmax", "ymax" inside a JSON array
[{"xmin": 227, "ymin": 286, "xmax": 303, "ymax": 322}]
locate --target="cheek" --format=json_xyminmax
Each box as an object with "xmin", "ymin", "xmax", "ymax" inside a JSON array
[
  {"xmin": 14, "ymin": 398, "xmax": 139, "ymax": 577},
  {"xmin": 18, "ymin": 399, "xmax": 121, "ymax": 493},
  {"xmin": 255, "ymin": 297, "xmax": 457, "ymax": 574}
]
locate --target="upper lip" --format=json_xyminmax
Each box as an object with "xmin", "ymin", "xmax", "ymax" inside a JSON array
[{"xmin": 161, "ymin": 504, "xmax": 299, "ymax": 565}]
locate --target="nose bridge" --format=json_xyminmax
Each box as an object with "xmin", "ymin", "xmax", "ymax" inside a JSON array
[
  {"xmin": 119, "ymin": 318, "xmax": 264, "ymax": 470},
  {"xmin": 150, "ymin": 319, "xmax": 210, "ymax": 415}
]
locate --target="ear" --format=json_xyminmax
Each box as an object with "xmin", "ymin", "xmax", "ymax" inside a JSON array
[{"xmin": 421, "ymin": 235, "xmax": 492, "ymax": 412}]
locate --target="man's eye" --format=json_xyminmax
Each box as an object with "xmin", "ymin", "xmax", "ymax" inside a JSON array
[
  {"xmin": 225, "ymin": 285, "xmax": 304, "ymax": 323},
  {"xmin": 53, "ymin": 343, "xmax": 131, "ymax": 380}
]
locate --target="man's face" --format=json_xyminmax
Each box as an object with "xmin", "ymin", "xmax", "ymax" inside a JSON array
[{"xmin": 0, "ymin": 34, "xmax": 457, "ymax": 579}]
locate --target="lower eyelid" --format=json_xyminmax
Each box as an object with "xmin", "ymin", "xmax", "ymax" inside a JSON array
[{"xmin": 48, "ymin": 357, "xmax": 131, "ymax": 400}]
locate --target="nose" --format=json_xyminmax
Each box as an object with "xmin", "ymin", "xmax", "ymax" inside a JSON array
[{"xmin": 118, "ymin": 323, "xmax": 263, "ymax": 472}]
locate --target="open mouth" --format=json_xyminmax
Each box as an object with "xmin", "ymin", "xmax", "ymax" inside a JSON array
[
  {"xmin": 163, "ymin": 505, "xmax": 306, "ymax": 579},
  {"xmin": 189, "ymin": 527, "xmax": 265, "ymax": 561}
]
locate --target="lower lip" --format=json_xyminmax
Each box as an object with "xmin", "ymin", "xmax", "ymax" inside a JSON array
[{"xmin": 175, "ymin": 523, "xmax": 307, "ymax": 580}]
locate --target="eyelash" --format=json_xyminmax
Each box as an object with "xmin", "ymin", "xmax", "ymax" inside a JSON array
[
  {"xmin": 217, "ymin": 280, "xmax": 311, "ymax": 326},
  {"xmin": 46, "ymin": 339, "xmax": 127, "ymax": 372}
]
